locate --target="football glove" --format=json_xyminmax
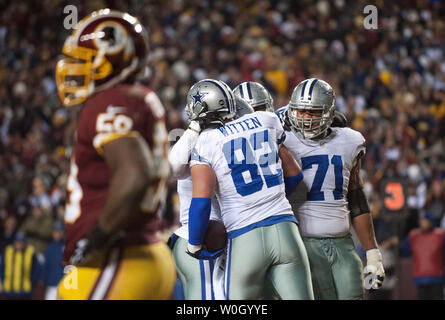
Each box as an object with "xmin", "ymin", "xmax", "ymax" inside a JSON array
[
  {"xmin": 188, "ymin": 120, "xmax": 201, "ymax": 133},
  {"xmin": 282, "ymin": 109, "xmax": 292, "ymax": 131},
  {"xmin": 186, "ymin": 243, "xmax": 223, "ymax": 260},
  {"xmin": 364, "ymin": 248, "xmax": 385, "ymax": 289},
  {"xmin": 70, "ymin": 226, "xmax": 109, "ymax": 265}
]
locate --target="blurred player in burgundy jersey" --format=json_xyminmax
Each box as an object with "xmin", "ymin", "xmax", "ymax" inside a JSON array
[{"xmin": 55, "ymin": 9, "xmax": 176, "ymax": 299}]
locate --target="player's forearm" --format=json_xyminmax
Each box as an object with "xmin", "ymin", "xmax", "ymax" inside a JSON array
[
  {"xmin": 278, "ymin": 145, "xmax": 301, "ymax": 177},
  {"xmin": 352, "ymin": 213, "xmax": 378, "ymax": 251},
  {"xmin": 169, "ymin": 129, "xmax": 199, "ymax": 178},
  {"xmin": 188, "ymin": 197, "xmax": 212, "ymax": 246},
  {"xmin": 98, "ymin": 136, "xmax": 154, "ymax": 235},
  {"xmin": 188, "ymin": 165, "xmax": 216, "ymax": 247},
  {"xmin": 97, "ymin": 166, "xmax": 150, "ymax": 234},
  {"xmin": 278, "ymin": 146, "xmax": 303, "ymax": 196}
]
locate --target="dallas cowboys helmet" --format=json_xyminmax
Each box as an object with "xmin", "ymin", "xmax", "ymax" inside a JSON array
[
  {"xmin": 185, "ymin": 79, "xmax": 236, "ymax": 128},
  {"xmin": 235, "ymin": 96, "xmax": 254, "ymax": 118},
  {"xmin": 288, "ymin": 78, "xmax": 336, "ymax": 139},
  {"xmin": 233, "ymin": 82, "xmax": 274, "ymax": 112}
]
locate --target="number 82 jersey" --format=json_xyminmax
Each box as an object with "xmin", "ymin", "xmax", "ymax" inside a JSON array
[
  {"xmin": 190, "ymin": 111, "xmax": 294, "ymax": 237},
  {"xmin": 283, "ymin": 127, "xmax": 366, "ymax": 238}
]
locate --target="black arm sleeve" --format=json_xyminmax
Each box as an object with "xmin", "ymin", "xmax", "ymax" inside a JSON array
[{"xmin": 348, "ymin": 187, "xmax": 370, "ymax": 218}]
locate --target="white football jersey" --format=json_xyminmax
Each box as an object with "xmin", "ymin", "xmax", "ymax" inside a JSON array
[
  {"xmin": 283, "ymin": 127, "xmax": 366, "ymax": 237},
  {"xmin": 190, "ymin": 111, "xmax": 294, "ymax": 236},
  {"xmin": 168, "ymin": 129, "xmax": 221, "ymax": 240},
  {"xmin": 174, "ymin": 173, "xmax": 222, "ymax": 239},
  {"xmin": 275, "ymin": 105, "xmax": 288, "ymax": 124}
]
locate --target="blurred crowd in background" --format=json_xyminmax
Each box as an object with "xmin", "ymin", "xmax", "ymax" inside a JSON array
[{"xmin": 0, "ymin": 0, "xmax": 444, "ymax": 299}]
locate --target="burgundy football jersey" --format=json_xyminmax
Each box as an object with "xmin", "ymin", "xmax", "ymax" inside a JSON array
[{"xmin": 63, "ymin": 84, "xmax": 169, "ymax": 263}]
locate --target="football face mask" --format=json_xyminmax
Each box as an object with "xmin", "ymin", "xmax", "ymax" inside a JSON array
[
  {"xmin": 289, "ymin": 107, "xmax": 331, "ymax": 139},
  {"xmin": 288, "ymin": 78, "xmax": 336, "ymax": 139}
]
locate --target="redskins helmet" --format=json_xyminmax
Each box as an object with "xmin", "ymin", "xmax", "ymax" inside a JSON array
[{"xmin": 56, "ymin": 9, "xmax": 149, "ymax": 106}]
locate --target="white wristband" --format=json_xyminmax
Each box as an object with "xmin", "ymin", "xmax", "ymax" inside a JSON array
[
  {"xmin": 187, "ymin": 243, "xmax": 202, "ymax": 254},
  {"xmin": 366, "ymin": 248, "xmax": 382, "ymax": 263},
  {"xmin": 188, "ymin": 121, "xmax": 201, "ymax": 133}
]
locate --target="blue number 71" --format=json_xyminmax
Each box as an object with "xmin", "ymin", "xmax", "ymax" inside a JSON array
[{"xmin": 301, "ymin": 155, "xmax": 344, "ymax": 201}]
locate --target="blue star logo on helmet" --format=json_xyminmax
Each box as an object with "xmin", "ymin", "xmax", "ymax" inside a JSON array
[{"xmin": 192, "ymin": 89, "xmax": 208, "ymax": 106}]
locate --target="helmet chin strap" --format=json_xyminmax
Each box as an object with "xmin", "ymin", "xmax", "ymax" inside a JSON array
[
  {"xmin": 295, "ymin": 107, "xmax": 335, "ymax": 140},
  {"xmin": 72, "ymin": 82, "xmax": 95, "ymax": 101},
  {"xmin": 297, "ymin": 118, "xmax": 330, "ymax": 140},
  {"xmin": 306, "ymin": 128, "xmax": 329, "ymax": 140},
  {"xmin": 304, "ymin": 118, "xmax": 333, "ymax": 140}
]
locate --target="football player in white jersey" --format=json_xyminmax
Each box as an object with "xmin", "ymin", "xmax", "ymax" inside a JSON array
[
  {"xmin": 167, "ymin": 83, "xmax": 256, "ymax": 300},
  {"xmin": 168, "ymin": 79, "xmax": 230, "ymax": 300},
  {"xmin": 186, "ymin": 79, "xmax": 314, "ymax": 300},
  {"xmin": 280, "ymin": 78, "xmax": 385, "ymax": 299}
]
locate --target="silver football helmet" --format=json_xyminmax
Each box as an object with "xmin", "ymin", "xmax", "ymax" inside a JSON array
[
  {"xmin": 235, "ymin": 96, "xmax": 254, "ymax": 118},
  {"xmin": 233, "ymin": 82, "xmax": 274, "ymax": 112},
  {"xmin": 288, "ymin": 78, "xmax": 336, "ymax": 139},
  {"xmin": 185, "ymin": 79, "xmax": 236, "ymax": 126}
]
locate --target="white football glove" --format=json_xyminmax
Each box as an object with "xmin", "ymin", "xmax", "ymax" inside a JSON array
[
  {"xmin": 188, "ymin": 120, "xmax": 201, "ymax": 133},
  {"xmin": 364, "ymin": 248, "xmax": 385, "ymax": 289}
]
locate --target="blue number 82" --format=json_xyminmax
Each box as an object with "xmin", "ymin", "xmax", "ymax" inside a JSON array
[{"xmin": 222, "ymin": 130, "xmax": 282, "ymax": 197}]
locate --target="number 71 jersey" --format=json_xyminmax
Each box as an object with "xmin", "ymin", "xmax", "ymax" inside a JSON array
[
  {"xmin": 190, "ymin": 111, "xmax": 293, "ymax": 235},
  {"xmin": 283, "ymin": 127, "xmax": 366, "ymax": 238}
]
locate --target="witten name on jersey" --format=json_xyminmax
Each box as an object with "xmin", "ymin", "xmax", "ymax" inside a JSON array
[
  {"xmin": 190, "ymin": 111, "xmax": 294, "ymax": 237},
  {"xmin": 283, "ymin": 127, "xmax": 366, "ymax": 238}
]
